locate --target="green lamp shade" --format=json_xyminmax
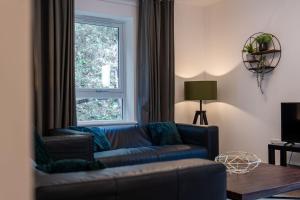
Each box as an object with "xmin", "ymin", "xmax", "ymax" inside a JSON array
[{"xmin": 184, "ymin": 81, "xmax": 217, "ymax": 100}]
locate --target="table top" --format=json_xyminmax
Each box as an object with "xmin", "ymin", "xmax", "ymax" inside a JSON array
[
  {"xmin": 269, "ymin": 143, "xmax": 300, "ymax": 152},
  {"xmin": 227, "ymin": 163, "xmax": 300, "ymax": 200}
]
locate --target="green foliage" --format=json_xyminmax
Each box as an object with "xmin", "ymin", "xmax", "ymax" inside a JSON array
[
  {"xmin": 255, "ymin": 33, "xmax": 272, "ymax": 44},
  {"xmin": 75, "ymin": 22, "xmax": 122, "ymax": 121},
  {"xmin": 243, "ymin": 43, "xmax": 256, "ymax": 54},
  {"xmin": 76, "ymin": 98, "xmax": 122, "ymax": 121},
  {"xmin": 75, "ymin": 22, "xmax": 119, "ymax": 89}
]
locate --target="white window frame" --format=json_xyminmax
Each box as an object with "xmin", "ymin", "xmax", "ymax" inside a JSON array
[{"xmin": 75, "ymin": 15, "xmax": 127, "ymax": 125}]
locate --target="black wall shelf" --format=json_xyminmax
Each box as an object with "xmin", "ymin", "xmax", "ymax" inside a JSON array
[
  {"xmin": 251, "ymin": 49, "xmax": 281, "ymax": 55},
  {"xmin": 248, "ymin": 66, "xmax": 276, "ymax": 73},
  {"xmin": 242, "ymin": 32, "xmax": 282, "ymax": 93}
]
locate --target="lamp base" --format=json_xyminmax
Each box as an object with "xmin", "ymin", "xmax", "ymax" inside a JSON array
[{"xmin": 193, "ymin": 111, "xmax": 208, "ymax": 125}]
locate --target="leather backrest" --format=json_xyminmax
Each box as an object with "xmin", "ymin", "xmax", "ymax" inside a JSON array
[{"xmin": 99, "ymin": 125, "xmax": 152, "ymax": 149}]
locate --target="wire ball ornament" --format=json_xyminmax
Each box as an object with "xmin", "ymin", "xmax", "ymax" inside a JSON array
[
  {"xmin": 215, "ymin": 151, "xmax": 262, "ymax": 174},
  {"xmin": 242, "ymin": 32, "xmax": 281, "ymax": 94}
]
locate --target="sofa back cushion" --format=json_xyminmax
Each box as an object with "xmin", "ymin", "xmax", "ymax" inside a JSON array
[{"xmin": 101, "ymin": 125, "xmax": 152, "ymax": 149}]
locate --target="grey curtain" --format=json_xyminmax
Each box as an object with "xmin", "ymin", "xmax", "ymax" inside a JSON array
[
  {"xmin": 137, "ymin": 0, "xmax": 175, "ymax": 124},
  {"xmin": 33, "ymin": 0, "xmax": 77, "ymax": 135}
]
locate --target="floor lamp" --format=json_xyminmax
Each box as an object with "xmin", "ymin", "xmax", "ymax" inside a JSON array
[{"xmin": 184, "ymin": 81, "xmax": 217, "ymax": 125}]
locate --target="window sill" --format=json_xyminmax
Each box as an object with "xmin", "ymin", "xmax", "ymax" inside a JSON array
[{"xmin": 77, "ymin": 120, "xmax": 138, "ymax": 127}]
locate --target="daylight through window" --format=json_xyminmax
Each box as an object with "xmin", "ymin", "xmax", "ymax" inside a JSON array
[{"xmin": 75, "ymin": 16, "xmax": 125, "ymax": 123}]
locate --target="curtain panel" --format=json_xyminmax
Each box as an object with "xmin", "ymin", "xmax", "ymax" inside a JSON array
[
  {"xmin": 137, "ymin": 0, "xmax": 175, "ymax": 124},
  {"xmin": 33, "ymin": 0, "xmax": 76, "ymax": 135}
]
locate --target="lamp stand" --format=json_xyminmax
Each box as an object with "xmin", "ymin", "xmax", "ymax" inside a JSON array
[{"xmin": 192, "ymin": 100, "xmax": 208, "ymax": 125}]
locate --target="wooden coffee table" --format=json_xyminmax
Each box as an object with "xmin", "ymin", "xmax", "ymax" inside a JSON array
[{"xmin": 227, "ymin": 163, "xmax": 300, "ymax": 200}]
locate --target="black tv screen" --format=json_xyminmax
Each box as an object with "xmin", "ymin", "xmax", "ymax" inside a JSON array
[{"xmin": 281, "ymin": 103, "xmax": 300, "ymax": 143}]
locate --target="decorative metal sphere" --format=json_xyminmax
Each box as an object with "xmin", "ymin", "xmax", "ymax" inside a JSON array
[{"xmin": 215, "ymin": 151, "xmax": 261, "ymax": 174}]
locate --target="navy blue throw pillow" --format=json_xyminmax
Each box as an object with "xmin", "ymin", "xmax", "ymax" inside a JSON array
[
  {"xmin": 37, "ymin": 159, "xmax": 106, "ymax": 174},
  {"xmin": 69, "ymin": 126, "xmax": 111, "ymax": 152},
  {"xmin": 148, "ymin": 122, "xmax": 183, "ymax": 145}
]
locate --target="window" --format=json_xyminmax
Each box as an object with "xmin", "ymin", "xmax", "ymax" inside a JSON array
[{"xmin": 75, "ymin": 16, "xmax": 125, "ymax": 123}]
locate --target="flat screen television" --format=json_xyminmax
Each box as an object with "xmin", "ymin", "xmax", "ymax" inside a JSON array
[{"xmin": 281, "ymin": 103, "xmax": 300, "ymax": 143}]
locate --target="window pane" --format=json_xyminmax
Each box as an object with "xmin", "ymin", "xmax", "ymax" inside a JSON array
[
  {"xmin": 76, "ymin": 98, "xmax": 122, "ymax": 121},
  {"xmin": 75, "ymin": 22, "xmax": 119, "ymax": 89}
]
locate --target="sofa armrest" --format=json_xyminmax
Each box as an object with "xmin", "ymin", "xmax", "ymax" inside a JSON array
[
  {"xmin": 176, "ymin": 123, "xmax": 219, "ymax": 160},
  {"xmin": 43, "ymin": 133, "xmax": 94, "ymax": 161}
]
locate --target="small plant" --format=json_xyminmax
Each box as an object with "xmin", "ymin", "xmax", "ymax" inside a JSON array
[
  {"xmin": 255, "ymin": 33, "xmax": 273, "ymax": 51},
  {"xmin": 243, "ymin": 43, "xmax": 257, "ymax": 61},
  {"xmin": 255, "ymin": 33, "xmax": 272, "ymax": 44},
  {"xmin": 243, "ymin": 43, "xmax": 256, "ymax": 54}
]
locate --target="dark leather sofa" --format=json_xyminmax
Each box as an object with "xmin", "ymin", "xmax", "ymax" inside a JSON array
[
  {"xmin": 35, "ymin": 159, "xmax": 226, "ymax": 200},
  {"xmin": 35, "ymin": 124, "xmax": 226, "ymax": 200},
  {"xmin": 48, "ymin": 123, "xmax": 219, "ymax": 167}
]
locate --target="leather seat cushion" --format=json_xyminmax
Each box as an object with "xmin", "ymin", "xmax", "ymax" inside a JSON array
[
  {"xmin": 149, "ymin": 145, "xmax": 208, "ymax": 161},
  {"xmin": 94, "ymin": 147, "xmax": 158, "ymax": 167},
  {"xmin": 94, "ymin": 145, "xmax": 208, "ymax": 167}
]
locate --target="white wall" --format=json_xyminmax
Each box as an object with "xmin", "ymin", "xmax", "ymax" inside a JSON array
[
  {"xmin": 75, "ymin": 0, "xmax": 138, "ymax": 122},
  {"xmin": 174, "ymin": 3, "xmax": 207, "ymax": 123},
  {"xmin": 0, "ymin": 0, "xmax": 32, "ymax": 199},
  {"xmin": 175, "ymin": 0, "xmax": 300, "ymax": 163}
]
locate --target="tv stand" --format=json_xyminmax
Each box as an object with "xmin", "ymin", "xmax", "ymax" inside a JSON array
[{"xmin": 268, "ymin": 143, "xmax": 300, "ymax": 166}]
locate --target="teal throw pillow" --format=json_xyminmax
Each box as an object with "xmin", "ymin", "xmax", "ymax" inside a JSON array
[
  {"xmin": 36, "ymin": 159, "xmax": 106, "ymax": 174},
  {"xmin": 34, "ymin": 132, "xmax": 53, "ymax": 165},
  {"xmin": 148, "ymin": 122, "xmax": 183, "ymax": 145},
  {"xmin": 69, "ymin": 126, "xmax": 111, "ymax": 152}
]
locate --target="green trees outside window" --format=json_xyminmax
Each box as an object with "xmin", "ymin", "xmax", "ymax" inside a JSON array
[{"xmin": 75, "ymin": 18, "xmax": 124, "ymax": 122}]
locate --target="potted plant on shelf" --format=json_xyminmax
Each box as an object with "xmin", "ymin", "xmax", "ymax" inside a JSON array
[
  {"xmin": 255, "ymin": 33, "xmax": 273, "ymax": 51},
  {"xmin": 243, "ymin": 43, "xmax": 257, "ymax": 61}
]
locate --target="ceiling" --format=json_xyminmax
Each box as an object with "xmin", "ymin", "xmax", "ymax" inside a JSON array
[{"xmin": 175, "ymin": 0, "xmax": 224, "ymax": 7}]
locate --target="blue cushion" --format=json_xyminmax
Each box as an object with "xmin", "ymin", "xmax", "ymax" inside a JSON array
[
  {"xmin": 148, "ymin": 122, "xmax": 183, "ymax": 145},
  {"xmin": 69, "ymin": 126, "xmax": 111, "ymax": 151},
  {"xmin": 94, "ymin": 147, "xmax": 158, "ymax": 167},
  {"xmin": 149, "ymin": 145, "xmax": 208, "ymax": 161},
  {"xmin": 94, "ymin": 145, "xmax": 207, "ymax": 167}
]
